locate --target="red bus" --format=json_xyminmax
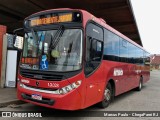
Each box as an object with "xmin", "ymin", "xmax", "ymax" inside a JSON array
[{"xmin": 17, "ymin": 8, "xmax": 150, "ymax": 110}]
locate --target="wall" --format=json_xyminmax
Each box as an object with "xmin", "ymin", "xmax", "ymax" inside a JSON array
[{"xmin": 0, "ymin": 25, "xmax": 7, "ymax": 87}]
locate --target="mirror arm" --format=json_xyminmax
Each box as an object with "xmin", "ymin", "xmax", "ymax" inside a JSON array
[{"xmin": 13, "ymin": 28, "xmax": 23, "ymax": 34}]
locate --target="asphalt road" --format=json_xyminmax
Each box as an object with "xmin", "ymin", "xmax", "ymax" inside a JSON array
[{"xmin": 0, "ymin": 70, "xmax": 160, "ymax": 120}]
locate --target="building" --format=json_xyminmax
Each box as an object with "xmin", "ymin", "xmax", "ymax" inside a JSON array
[{"xmin": 150, "ymin": 54, "xmax": 160, "ymax": 69}]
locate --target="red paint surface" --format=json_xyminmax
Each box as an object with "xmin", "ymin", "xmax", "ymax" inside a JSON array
[
  {"xmin": 17, "ymin": 9, "xmax": 150, "ymax": 110},
  {"xmin": 0, "ymin": 25, "xmax": 7, "ymax": 79}
]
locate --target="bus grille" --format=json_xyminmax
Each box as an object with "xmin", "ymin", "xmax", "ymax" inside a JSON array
[
  {"xmin": 20, "ymin": 70, "xmax": 64, "ymax": 81},
  {"xmin": 25, "ymin": 84, "xmax": 58, "ymax": 91}
]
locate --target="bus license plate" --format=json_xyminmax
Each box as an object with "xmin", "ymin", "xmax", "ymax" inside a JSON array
[{"xmin": 31, "ymin": 94, "xmax": 42, "ymax": 100}]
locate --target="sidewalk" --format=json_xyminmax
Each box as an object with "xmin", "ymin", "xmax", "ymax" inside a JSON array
[{"xmin": 0, "ymin": 88, "xmax": 24, "ymax": 108}]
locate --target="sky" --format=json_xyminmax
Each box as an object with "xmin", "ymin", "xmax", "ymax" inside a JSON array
[{"xmin": 130, "ymin": 0, "xmax": 160, "ymax": 54}]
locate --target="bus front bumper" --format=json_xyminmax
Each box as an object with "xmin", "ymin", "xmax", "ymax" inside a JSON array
[{"xmin": 17, "ymin": 83, "xmax": 83, "ymax": 110}]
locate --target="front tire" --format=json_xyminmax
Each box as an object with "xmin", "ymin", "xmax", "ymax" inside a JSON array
[{"xmin": 98, "ymin": 82, "xmax": 112, "ymax": 108}]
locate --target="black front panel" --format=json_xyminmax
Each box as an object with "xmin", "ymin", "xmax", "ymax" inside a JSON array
[
  {"xmin": 21, "ymin": 93, "xmax": 54, "ymax": 105},
  {"xmin": 20, "ymin": 68, "xmax": 82, "ymax": 81}
]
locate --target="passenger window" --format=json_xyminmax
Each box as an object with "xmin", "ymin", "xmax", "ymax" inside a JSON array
[
  {"xmin": 128, "ymin": 42, "xmax": 136, "ymax": 63},
  {"xmin": 119, "ymin": 38, "xmax": 128, "ymax": 62},
  {"xmin": 103, "ymin": 29, "xmax": 119, "ymax": 61}
]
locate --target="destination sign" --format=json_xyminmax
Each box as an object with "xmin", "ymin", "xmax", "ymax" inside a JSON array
[
  {"xmin": 30, "ymin": 13, "xmax": 72, "ymax": 26},
  {"xmin": 26, "ymin": 12, "xmax": 82, "ymax": 27}
]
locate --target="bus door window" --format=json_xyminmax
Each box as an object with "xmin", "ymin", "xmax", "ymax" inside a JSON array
[
  {"xmin": 85, "ymin": 37, "xmax": 103, "ymax": 75},
  {"xmin": 85, "ymin": 23, "xmax": 103, "ymax": 76},
  {"xmin": 90, "ymin": 39, "xmax": 103, "ymax": 61}
]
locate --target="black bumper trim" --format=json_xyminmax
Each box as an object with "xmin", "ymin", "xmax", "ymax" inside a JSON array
[{"xmin": 21, "ymin": 93, "xmax": 54, "ymax": 106}]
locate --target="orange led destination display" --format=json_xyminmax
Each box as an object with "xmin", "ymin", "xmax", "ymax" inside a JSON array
[{"xmin": 30, "ymin": 13, "xmax": 73, "ymax": 26}]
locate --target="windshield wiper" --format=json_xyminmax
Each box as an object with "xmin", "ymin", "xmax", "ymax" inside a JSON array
[
  {"xmin": 31, "ymin": 28, "xmax": 45, "ymax": 56},
  {"xmin": 31, "ymin": 28, "xmax": 39, "ymax": 47},
  {"xmin": 50, "ymin": 25, "xmax": 65, "ymax": 49}
]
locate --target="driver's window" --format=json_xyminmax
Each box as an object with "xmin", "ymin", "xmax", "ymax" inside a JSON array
[
  {"xmin": 85, "ymin": 23, "xmax": 103, "ymax": 76},
  {"xmin": 90, "ymin": 38, "xmax": 103, "ymax": 61}
]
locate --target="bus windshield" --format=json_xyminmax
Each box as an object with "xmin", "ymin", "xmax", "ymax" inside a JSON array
[{"xmin": 22, "ymin": 29, "xmax": 82, "ymax": 72}]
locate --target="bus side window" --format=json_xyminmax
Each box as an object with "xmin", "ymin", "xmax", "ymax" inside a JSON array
[
  {"xmin": 144, "ymin": 52, "xmax": 150, "ymax": 66},
  {"xmin": 103, "ymin": 29, "xmax": 119, "ymax": 61},
  {"xmin": 90, "ymin": 39, "xmax": 103, "ymax": 61},
  {"xmin": 128, "ymin": 42, "xmax": 135, "ymax": 64},
  {"xmin": 85, "ymin": 37, "xmax": 103, "ymax": 76},
  {"xmin": 119, "ymin": 38, "xmax": 128, "ymax": 63}
]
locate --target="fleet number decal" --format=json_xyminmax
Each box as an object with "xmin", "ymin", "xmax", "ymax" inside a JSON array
[
  {"xmin": 48, "ymin": 83, "xmax": 59, "ymax": 88},
  {"xmin": 113, "ymin": 68, "xmax": 123, "ymax": 76}
]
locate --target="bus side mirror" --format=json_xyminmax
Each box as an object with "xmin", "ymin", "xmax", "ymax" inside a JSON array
[
  {"xmin": 13, "ymin": 34, "xmax": 17, "ymax": 48},
  {"xmin": 13, "ymin": 28, "xmax": 24, "ymax": 51}
]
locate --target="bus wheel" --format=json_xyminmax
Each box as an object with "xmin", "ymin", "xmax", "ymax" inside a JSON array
[
  {"xmin": 136, "ymin": 77, "xmax": 143, "ymax": 91},
  {"xmin": 98, "ymin": 82, "xmax": 112, "ymax": 108}
]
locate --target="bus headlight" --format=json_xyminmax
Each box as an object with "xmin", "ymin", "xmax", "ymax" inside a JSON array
[
  {"xmin": 58, "ymin": 80, "xmax": 82, "ymax": 95},
  {"xmin": 18, "ymin": 79, "xmax": 23, "ymax": 87},
  {"xmin": 19, "ymin": 83, "xmax": 24, "ymax": 87},
  {"xmin": 18, "ymin": 79, "xmax": 82, "ymax": 95}
]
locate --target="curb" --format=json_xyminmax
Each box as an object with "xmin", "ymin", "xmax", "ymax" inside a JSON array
[{"xmin": 0, "ymin": 99, "xmax": 25, "ymax": 108}]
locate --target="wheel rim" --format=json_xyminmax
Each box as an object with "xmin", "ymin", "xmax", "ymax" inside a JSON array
[
  {"xmin": 139, "ymin": 80, "xmax": 142, "ymax": 89},
  {"xmin": 104, "ymin": 88, "xmax": 111, "ymax": 102}
]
